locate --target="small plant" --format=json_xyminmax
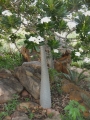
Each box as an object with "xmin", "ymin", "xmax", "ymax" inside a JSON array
[
  {"xmin": 62, "ymin": 69, "xmax": 87, "ymax": 84},
  {"xmin": 28, "ymin": 112, "xmax": 34, "ymax": 120},
  {"xmin": 24, "ymin": 98, "xmax": 30, "ymax": 102},
  {"xmin": 49, "ymin": 68, "xmax": 61, "ymax": 83},
  {"xmin": 49, "ymin": 68, "xmax": 62, "ymax": 94},
  {"xmin": 71, "ymin": 61, "xmax": 83, "ymax": 68},
  {"xmin": 82, "ymin": 62, "xmax": 90, "ymax": 70},
  {"xmin": 61, "ymin": 100, "xmax": 86, "ymax": 120},
  {"xmin": 0, "ymin": 94, "xmax": 19, "ymax": 119},
  {"xmin": 81, "ymin": 93, "xmax": 90, "ymax": 108},
  {"xmin": 47, "ymin": 113, "xmax": 54, "ymax": 118},
  {"xmin": 25, "ymin": 108, "xmax": 34, "ymax": 120}
]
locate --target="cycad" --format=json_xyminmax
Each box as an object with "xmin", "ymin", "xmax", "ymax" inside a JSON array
[{"xmin": 62, "ymin": 69, "xmax": 87, "ymax": 84}]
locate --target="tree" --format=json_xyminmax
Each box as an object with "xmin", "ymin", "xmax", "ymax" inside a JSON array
[{"xmin": 0, "ymin": 0, "xmax": 90, "ymax": 108}]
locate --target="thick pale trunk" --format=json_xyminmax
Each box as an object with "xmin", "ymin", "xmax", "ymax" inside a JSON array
[{"xmin": 40, "ymin": 45, "xmax": 51, "ymax": 108}]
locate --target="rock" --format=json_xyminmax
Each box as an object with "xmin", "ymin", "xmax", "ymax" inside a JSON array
[
  {"xmin": 44, "ymin": 115, "xmax": 61, "ymax": 120},
  {"xmin": 61, "ymin": 79, "xmax": 90, "ymax": 117},
  {"xmin": 0, "ymin": 69, "xmax": 12, "ymax": 78},
  {"xmin": 14, "ymin": 61, "xmax": 41, "ymax": 99},
  {"xmin": 3, "ymin": 116, "xmax": 11, "ymax": 120},
  {"xmin": 61, "ymin": 79, "xmax": 79, "ymax": 93},
  {"xmin": 11, "ymin": 111, "xmax": 30, "ymax": 120},
  {"xmin": 22, "ymin": 61, "xmax": 41, "ymax": 73},
  {"xmin": 21, "ymin": 90, "xmax": 29, "ymax": 97},
  {"xmin": 0, "ymin": 69, "xmax": 23, "ymax": 103},
  {"xmin": 46, "ymin": 108, "xmax": 60, "ymax": 116},
  {"xmin": 17, "ymin": 101, "xmax": 39, "ymax": 112},
  {"xmin": 69, "ymin": 91, "xmax": 82, "ymax": 101}
]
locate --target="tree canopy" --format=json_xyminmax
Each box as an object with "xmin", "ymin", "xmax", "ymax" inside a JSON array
[{"xmin": 0, "ymin": 0, "xmax": 90, "ymax": 55}]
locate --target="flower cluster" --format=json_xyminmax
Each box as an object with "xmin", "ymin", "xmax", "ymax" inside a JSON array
[
  {"xmin": 41, "ymin": 17, "xmax": 51, "ymax": 24},
  {"xmin": 75, "ymin": 52, "xmax": 81, "ymax": 56},
  {"xmin": 2, "ymin": 10, "xmax": 12, "ymax": 16},
  {"xmin": 53, "ymin": 49, "xmax": 59, "ymax": 53},
  {"xmin": 84, "ymin": 57, "xmax": 90, "ymax": 63},
  {"xmin": 79, "ymin": 48, "xmax": 83, "ymax": 52},
  {"xmin": 28, "ymin": 36, "xmax": 44, "ymax": 44}
]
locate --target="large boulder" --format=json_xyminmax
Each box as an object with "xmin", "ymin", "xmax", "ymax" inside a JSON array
[
  {"xmin": 0, "ymin": 69, "xmax": 23, "ymax": 103},
  {"xmin": 14, "ymin": 61, "xmax": 41, "ymax": 99}
]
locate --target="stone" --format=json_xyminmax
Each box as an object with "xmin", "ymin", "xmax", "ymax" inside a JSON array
[
  {"xmin": 22, "ymin": 61, "xmax": 41, "ymax": 73},
  {"xmin": 14, "ymin": 62, "xmax": 41, "ymax": 99},
  {"xmin": 69, "ymin": 91, "xmax": 82, "ymax": 102},
  {"xmin": 61, "ymin": 79, "xmax": 90, "ymax": 117},
  {"xmin": 3, "ymin": 116, "xmax": 11, "ymax": 120},
  {"xmin": 61, "ymin": 80, "xmax": 79, "ymax": 93},
  {"xmin": 21, "ymin": 90, "xmax": 29, "ymax": 97},
  {"xmin": 46, "ymin": 108, "xmax": 60, "ymax": 116},
  {"xmin": 44, "ymin": 115, "xmax": 61, "ymax": 120},
  {"xmin": 0, "ymin": 69, "xmax": 23, "ymax": 103},
  {"xmin": 11, "ymin": 111, "xmax": 30, "ymax": 120},
  {"xmin": 0, "ymin": 69, "xmax": 12, "ymax": 78},
  {"xmin": 17, "ymin": 101, "xmax": 39, "ymax": 112}
]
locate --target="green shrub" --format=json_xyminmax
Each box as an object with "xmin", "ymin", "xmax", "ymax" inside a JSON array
[
  {"xmin": 0, "ymin": 52, "xmax": 23, "ymax": 70},
  {"xmin": 61, "ymin": 100, "xmax": 86, "ymax": 120}
]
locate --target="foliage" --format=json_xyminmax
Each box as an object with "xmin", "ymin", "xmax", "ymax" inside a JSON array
[
  {"xmin": 49, "ymin": 68, "xmax": 62, "ymax": 94},
  {"xmin": 61, "ymin": 100, "xmax": 86, "ymax": 120},
  {"xmin": 71, "ymin": 61, "xmax": 84, "ymax": 68},
  {"xmin": 0, "ymin": 51, "xmax": 23, "ymax": 70},
  {"xmin": 81, "ymin": 62, "xmax": 90, "ymax": 69},
  {"xmin": 49, "ymin": 68, "xmax": 61, "ymax": 82},
  {"xmin": 0, "ymin": 0, "xmax": 90, "ymax": 65},
  {"xmin": 47, "ymin": 38, "xmax": 60, "ymax": 50},
  {"xmin": 52, "ymin": 81, "xmax": 62, "ymax": 94},
  {"xmin": 24, "ymin": 98, "xmax": 30, "ymax": 102},
  {"xmin": 25, "ymin": 108, "xmax": 34, "ymax": 120},
  {"xmin": 81, "ymin": 93, "xmax": 90, "ymax": 108},
  {"xmin": 0, "ymin": 94, "xmax": 19, "ymax": 119},
  {"xmin": 24, "ymin": 34, "xmax": 40, "ymax": 52},
  {"xmin": 75, "ymin": 14, "xmax": 90, "ymax": 55},
  {"xmin": 71, "ymin": 50, "xmax": 81, "ymax": 62},
  {"xmin": 47, "ymin": 39, "xmax": 61, "ymax": 59},
  {"xmin": 62, "ymin": 69, "xmax": 87, "ymax": 84}
]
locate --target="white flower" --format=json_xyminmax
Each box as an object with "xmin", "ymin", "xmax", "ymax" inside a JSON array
[
  {"xmin": 88, "ymin": 31, "xmax": 90, "ymax": 34},
  {"xmin": 2, "ymin": 10, "xmax": 12, "ymax": 16},
  {"xmin": 28, "ymin": 36, "xmax": 37, "ymax": 42},
  {"xmin": 84, "ymin": 57, "xmax": 90, "ymax": 63},
  {"xmin": 28, "ymin": 36, "xmax": 44, "ymax": 44},
  {"xmin": 67, "ymin": 21, "xmax": 77, "ymax": 30},
  {"xmin": 84, "ymin": 11, "xmax": 90, "ymax": 16},
  {"xmin": 75, "ymin": 52, "xmax": 81, "ymax": 56},
  {"xmin": 79, "ymin": 48, "xmax": 83, "ymax": 52},
  {"xmin": 53, "ymin": 49, "xmax": 59, "ymax": 53},
  {"xmin": 37, "ymin": 36, "xmax": 44, "ymax": 42},
  {"xmin": 41, "ymin": 17, "xmax": 51, "ymax": 24}
]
